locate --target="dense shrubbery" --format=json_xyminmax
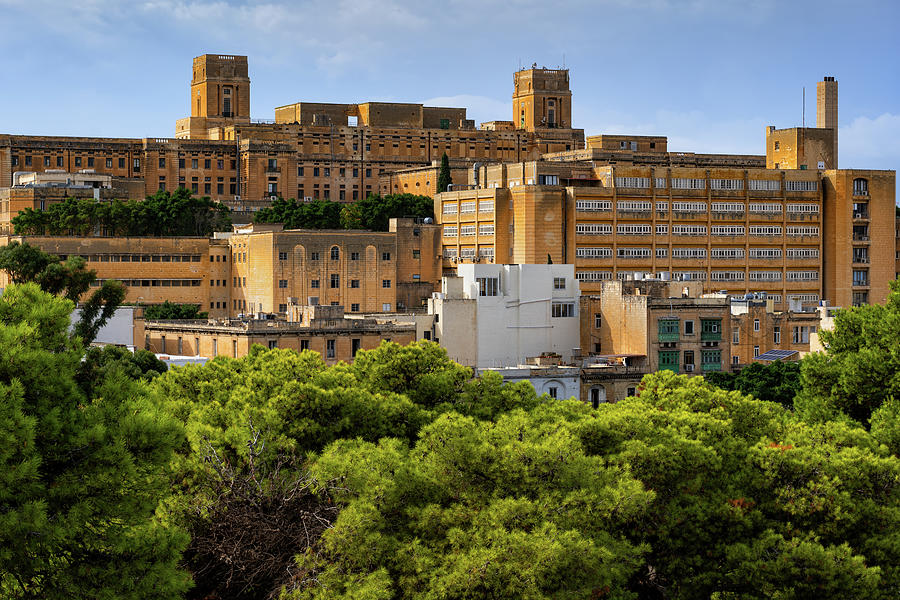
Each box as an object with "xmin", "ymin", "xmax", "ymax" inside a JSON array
[
  {"xmin": 12, "ymin": 188, "xmax": 232, "ymax": 237},
  {"xmin": 143, "ymin": 301, "xmax": 208, "ymax": 320},
  {"xmin": 4, "ymin": 279, "xmax": 900, "ymax": 598},
  {"xmin": 254, "ymin": 193, "xmax": 433, "ymax": 231}
]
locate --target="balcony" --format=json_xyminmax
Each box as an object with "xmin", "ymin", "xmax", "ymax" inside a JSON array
[
  {"xmin": 700, "ymin": 331, "xmax": 722, "ymax": 342},
  {"xmin": 222, "ymin": 111, "xmax": 234, "ymax": 118},
  {"xmin": 702, "ymin": 362, "xmax": 722, "ymax": 372},
  {"xmin": 852, "ymin": 234, "xmax": 870, "ymax": 242},
  {"xmin": 265, "ymin": 166, "xmax": 281, "ymax": 174},
  {"xmin": 658, "ymin": 332, "xmax": 679, "ymax": 342}
]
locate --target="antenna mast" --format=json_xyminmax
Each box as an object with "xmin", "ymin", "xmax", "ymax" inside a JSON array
[{"xmin": 802, "ymin": 87, "xmax": 805, "ymax": 128}]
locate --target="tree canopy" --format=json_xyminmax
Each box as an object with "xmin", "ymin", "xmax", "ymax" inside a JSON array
[
  {"xmin": 795, "ymin": 279, "xmax": 900, "ymax": 426},
  {"xmin": 12, "ymin": 188, "xmax": 232, "ymax": 237},
  {"xmin": 0, "ymin": 241, "xmax": 125, "ymax": 345},
  {"xmin": 705, "ymin": 360, "xmax": 802, "ymax": 409},
  {"xmin": 254, "ymin": 193, "xmax": 433, "ymax": 232},
  {"xmin": 143, "ymin": 301, "xmax": 208, "ymax": 320},
  {"xmin": 0, "ymin": 284, "xmax": 189, "ymax": 598}
]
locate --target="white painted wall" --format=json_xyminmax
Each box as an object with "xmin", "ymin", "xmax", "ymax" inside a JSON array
[
  {"xmin": 430, "ymin": 264, "xmax": 581, "ymax": 369},
  {"xmin": 484, "ymin": 366, "xmax": 581, "ymax": 401},
  {"xmin": 71, "ymin": 306, "xmax": 139, "ymax": 348}
]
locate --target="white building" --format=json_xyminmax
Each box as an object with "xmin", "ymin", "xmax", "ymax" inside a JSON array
[
  {"xmin": 486, "ymin": 364, "xmax": 581, "ymax": 401},
  {"xmin": 428, "ymin": 264, "xmax": 581, "ymax": 369}
]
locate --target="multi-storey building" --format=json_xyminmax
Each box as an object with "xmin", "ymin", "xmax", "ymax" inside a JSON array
[
  {"xmin": 0, "ymin": 55, "xmax": 584, "ymax": 211},
  {"xmin": 144, "ymin": 304, "xmax": 417, "ymax": 363},
  {"xmin": 0, "ymin": 218, "xmax": 439, "ymax": 318},
  {"xmin": 436, "ymin": 77, "xmax": 896, "ymax": 310},
  {"xmin": 728, "ymin": 293, "xmax": 821, "ymax": 366}
]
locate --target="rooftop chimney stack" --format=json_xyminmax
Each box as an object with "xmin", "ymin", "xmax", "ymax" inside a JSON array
[{"xmin": 817, "ymin": 76, "xmax": 838, "ymax": 168}]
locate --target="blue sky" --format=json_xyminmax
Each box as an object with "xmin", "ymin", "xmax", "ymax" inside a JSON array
[{"xmin": 0, "ymin": 0, "xmax": 897, "ymax": 181}]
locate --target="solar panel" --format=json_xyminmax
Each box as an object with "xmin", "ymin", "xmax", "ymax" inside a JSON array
[{"xmin": 755, "ymin": 349, "xmax": 799, "ymax": 361}]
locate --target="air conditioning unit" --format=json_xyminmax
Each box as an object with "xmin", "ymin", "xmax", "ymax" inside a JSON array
[
  {"xmin": 303, "ymin": 196, "xmax": 313, "ymax": 202},
  {"xmin": 269, "ymin": 195, "xmax": 278, "ymax": 201},
  {"xmin": 684, "ymin": 364, "xmax": 695, "ymax": 373},
  {"xmin": 233, "ymin": 195, "xmax": 241, "ymax": 202}
]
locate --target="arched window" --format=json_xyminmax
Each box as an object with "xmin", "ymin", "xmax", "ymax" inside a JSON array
[
  {"xmin": 853, "ymin": 178, "xmax": 868, "ymax": 196},
  {"xmin": 330, "ymin": 246, "xmax": 340, "ymax": 261}
]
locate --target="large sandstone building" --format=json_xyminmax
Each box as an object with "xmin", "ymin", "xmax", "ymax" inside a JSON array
[
  {"xmin": 0, "ymin": 54, "xmax": 895, "ymax": 325},
  {"xmin": 0, "ymin": 55, "xmax": 584, "ymax": 211}
]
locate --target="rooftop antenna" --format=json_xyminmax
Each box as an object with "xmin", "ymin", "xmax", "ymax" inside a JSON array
[
  {"xmin": 802, "ymin": 86, "xmax": 805, "ymax": 128},
  {"xmin": 563, "ymin": 53, "xmax": 566, "ymax": 69}
]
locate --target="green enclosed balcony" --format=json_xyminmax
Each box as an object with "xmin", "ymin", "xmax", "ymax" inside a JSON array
[
  {"xmin": 701, "ymin": 350, "xmax": 722, "ymax": 372},
  {"xmin": 700, "ymin": 319, "xmax": 722, "ymax": 341},
  {"xmin": 658, "ymin": 319, "xmax": 679, "ymax": 342},
  {"xmin": 658, "ymin": 350, "xmax": 679, "ymax": 373}
]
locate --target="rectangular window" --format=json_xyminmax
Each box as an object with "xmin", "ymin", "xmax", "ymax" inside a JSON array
[
  {"xmin": 278, "ymin": 279, "xmax": 288, "ymax": 288},
  {"xmin": 300, "ymin": 339, "xmax": 310, "ymax": 351},
  {"xmin": 477, "ymin": 277, "xmax": 499, "ymax": 296},
  {"xmin": 350, "ymin": 279, "xmax": 360, "ymax": 288},
  {"xmin": 774, "ymin": 327, "xmax": 781, "ymax": 344},
  {"xmin": 658, "ymin": 350, "xmax": 679, "ymax": 373},
  {"xmin": 350, "ymin": 303, "xmax": 360, "ymax": 312},
  {"xmin": 381, "ymin": 252, "xmax": 391, "ymax": 261},
  {"xmin": 553, "ymin": 277, "xmax": 566, "ymax": 290},
  {"xmin": 350, "ymin": 252, "xmax": 360, "ymax": 261},
  {"xmin": 310, "ymin": 280, "xmax": 320, "ymax": 288},
  {"xmin": 331, "ymin": 274, "xmax": 340, "ymax": 288},
  {"xmin": 551, "ymin": 302, "xmax": 575, "ymax": 317},
  {"xmin": 382, "ymin": 279, "xmax": 391, "ymax": 288},
  {"xmin": 326, "ymin": 339, "xmax": 336, "ymax": 358},
  {"xmin": 754, "ymin": 319, "xmax": 760, "ymax": 332},
  {"xmin": 684, "ymin": 320, "xmax": 694, "ymax": 335}
]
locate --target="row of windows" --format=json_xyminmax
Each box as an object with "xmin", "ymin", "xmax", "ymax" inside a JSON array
[
  {"xmin": 11, "ymin": 156, "xmax": 139, "ymax": 169},
  {"xmin": 274, "ymin": 277, "xmax": 392, "ymax": 289},
  {"xmin": 72, "ymin": 253, "xmax": 202, "ymax": 263},
  {"xmin": 268, "ymin": 249, "xmax": 391, "ymax": 262},
  {"xmin": 575, "ymin": 247, "xmax": 819, "ymax": 260}
]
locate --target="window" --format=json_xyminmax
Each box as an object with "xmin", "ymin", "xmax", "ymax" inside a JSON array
[
  {"xmin": 268, "ymin": 340, "xmax": 278, "ymax": 350},
  {"xmin": 330, "ymin": 274, "xmax": 340, "ymax": 288},
  {"xmin": 350, "ymin": 279, "xmax": 360, "ymax": 288},
  {"xmin": 350, "ymin": 252, "xmax": 359, "ymax": 261},
  {"xmin": 351, "ymin": 303, "xmax": 360, "ymax": 312},
  {"xmin": 382, "ymin": 279, "xmax": 391, "ymax": 288},
  {"xmin": 412, "ymin": 249, "xmax": 420, "ymax": 259},
  {"xmin": 326, "ymin": 339, "xmax": 336, "ymax": 359},
  {"xmin": 551, "ymin": 302, "xmax": 575, "ymax": 317},
  {"xmin": 753, "ymin": 319, "xmax": 760, "ymax": 332},
  {"xmin": 733, "ymin": 329, "xmax": 740, "ymax": 344},
  {"xmin": 683, "ymin": 350, "xmax": 694, "ymax": 366},
  {"xmin": 553, "ymin": 277, "xmax": 566, "ymax": 290},
  {"xmin": 853, "ymin": 269, "xmax": 868, "ymax": 286},
  {"xmin": 310, "ymin": 252, "xmax": 319, "ymax": 261},
  {"xmin": 659, "ymin": 320, "xmax": 679, "ymax": 340},
  {"xmin": 75, "ymin": 157, "xmax": 82, "ymax": 167},
  {"xmin": 853, "ymin": 291, "xmax": 868, "ymax": 306},
  {"xmin": 278, "ymin": 304, "xmax": 287, "ymax": 313},
  {"xmin": 476, "ymin": 277, "xmax": 499, "ymax": 296},
  {"xmin": 300, "ymin": 340, "xmax": 310, "ymax": 351},
  {"xmin": 352, "ymin": 339, "xmax": 361, "ymax": 357},
  {"xmin": 753, "ymin": 346, "xmax": 760, "ymax": 358},
  {"xmin": 310, "ymin": 279, "xmax": 320, "ymax": 288},
  {"xmin": 658, "ymin": 350, "xmax": 679, "ymax": 373},
  {"xmin": 853, "ymin": 178, "xmax": 869, "ymax": 196},
  {"xmin": 382, "ymin": 303, "xmax": 391, "ymax": 312},
  {"xmin": 774, "ymin": 327, "xmax": 781, "ymax": 344},
  {"xmin": 278, "ymin": 251, "xmax": 288, "ymax": 260},
  {"xmin": 382, "ymin": 252, "xmax": 391, "ymax": 261},
  {"xmin": 278, "ymin": 279, "xmax": 288, "ymax": 288},
  {"xmin": 684, "ymin": 320, "xmax": 694, "ymax": 335},
  {"xmin": 330, "ymin": 246, "xmax": 340, "ymax": 260}
]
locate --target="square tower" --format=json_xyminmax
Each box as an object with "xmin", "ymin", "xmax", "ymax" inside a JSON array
[
  {"xmin": 817, "ymin": 76, "xmax": 838, "ymax": 167},
  {"xmin": 191, "ymin": 54, "xmax": 250, "ymax": 120},
  {"xmin": 512, "ymin": 65, "xmax": 572, "ymax": 131}
]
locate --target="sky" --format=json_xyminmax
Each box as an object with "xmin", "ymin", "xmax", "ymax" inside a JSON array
[{"xmin": 0, "ymin": 0, "xmax": 897, "ymax": 186}]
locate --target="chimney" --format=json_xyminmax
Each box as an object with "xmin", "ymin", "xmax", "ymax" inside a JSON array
[{"xmin": 817, "ymin": 76, "xmax": 838, "ymax": 168}]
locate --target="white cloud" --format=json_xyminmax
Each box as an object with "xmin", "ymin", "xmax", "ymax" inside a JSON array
[{"xmin": 839, "ymin": 113, "xmax": 900, "ymax": 170}]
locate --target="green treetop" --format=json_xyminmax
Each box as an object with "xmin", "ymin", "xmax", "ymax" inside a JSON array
[{"xmin": 437, "ymin": 152, "xmax": 452, "ymax": 193}]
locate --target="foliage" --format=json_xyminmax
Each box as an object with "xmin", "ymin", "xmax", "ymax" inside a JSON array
[
  {"xmin": 341, "ymin": 193, "xmax": 433, "ymax": 231},
  {"xmin": 254, "ymin": 194, "xmax": 433, "ymax": 232},
  {"xmin": 436, "ymin": 152, "xmax": 452, "ymax": 193},
  {"xmin": 255, "ymin": 197, "xmax": 343, "ymax": 230},
  {"xmin": 12, "ymin": 188, "xmax": 232, "ymax": 237},
  {"xmin": 704, "ymin": 361, "xmax": 801, "ymax": 408},
  {"xmin": 795, "ymin": 279, "xmax": 900, "ymax": 426},
  {"xmin": 143, "ymin": 301, "xmax": 208, "ymax": 320},
  {"xmin": 0, "ymin": 283, "xmax": 189, "ymax": 598},
  {"xmin": 285, "ymin": 371, "xmax": 900, "ymax": 599},
  {"xmin": 77, "ymin": 345, "xmax": 167, "ymax": 397},
  {"xmin": 183, "ymin": 423, "xmax": 338, "ymax": 600},
  {"xmin": 0, "ymin": 241, "xmax": 125, "ymax": 345}
]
